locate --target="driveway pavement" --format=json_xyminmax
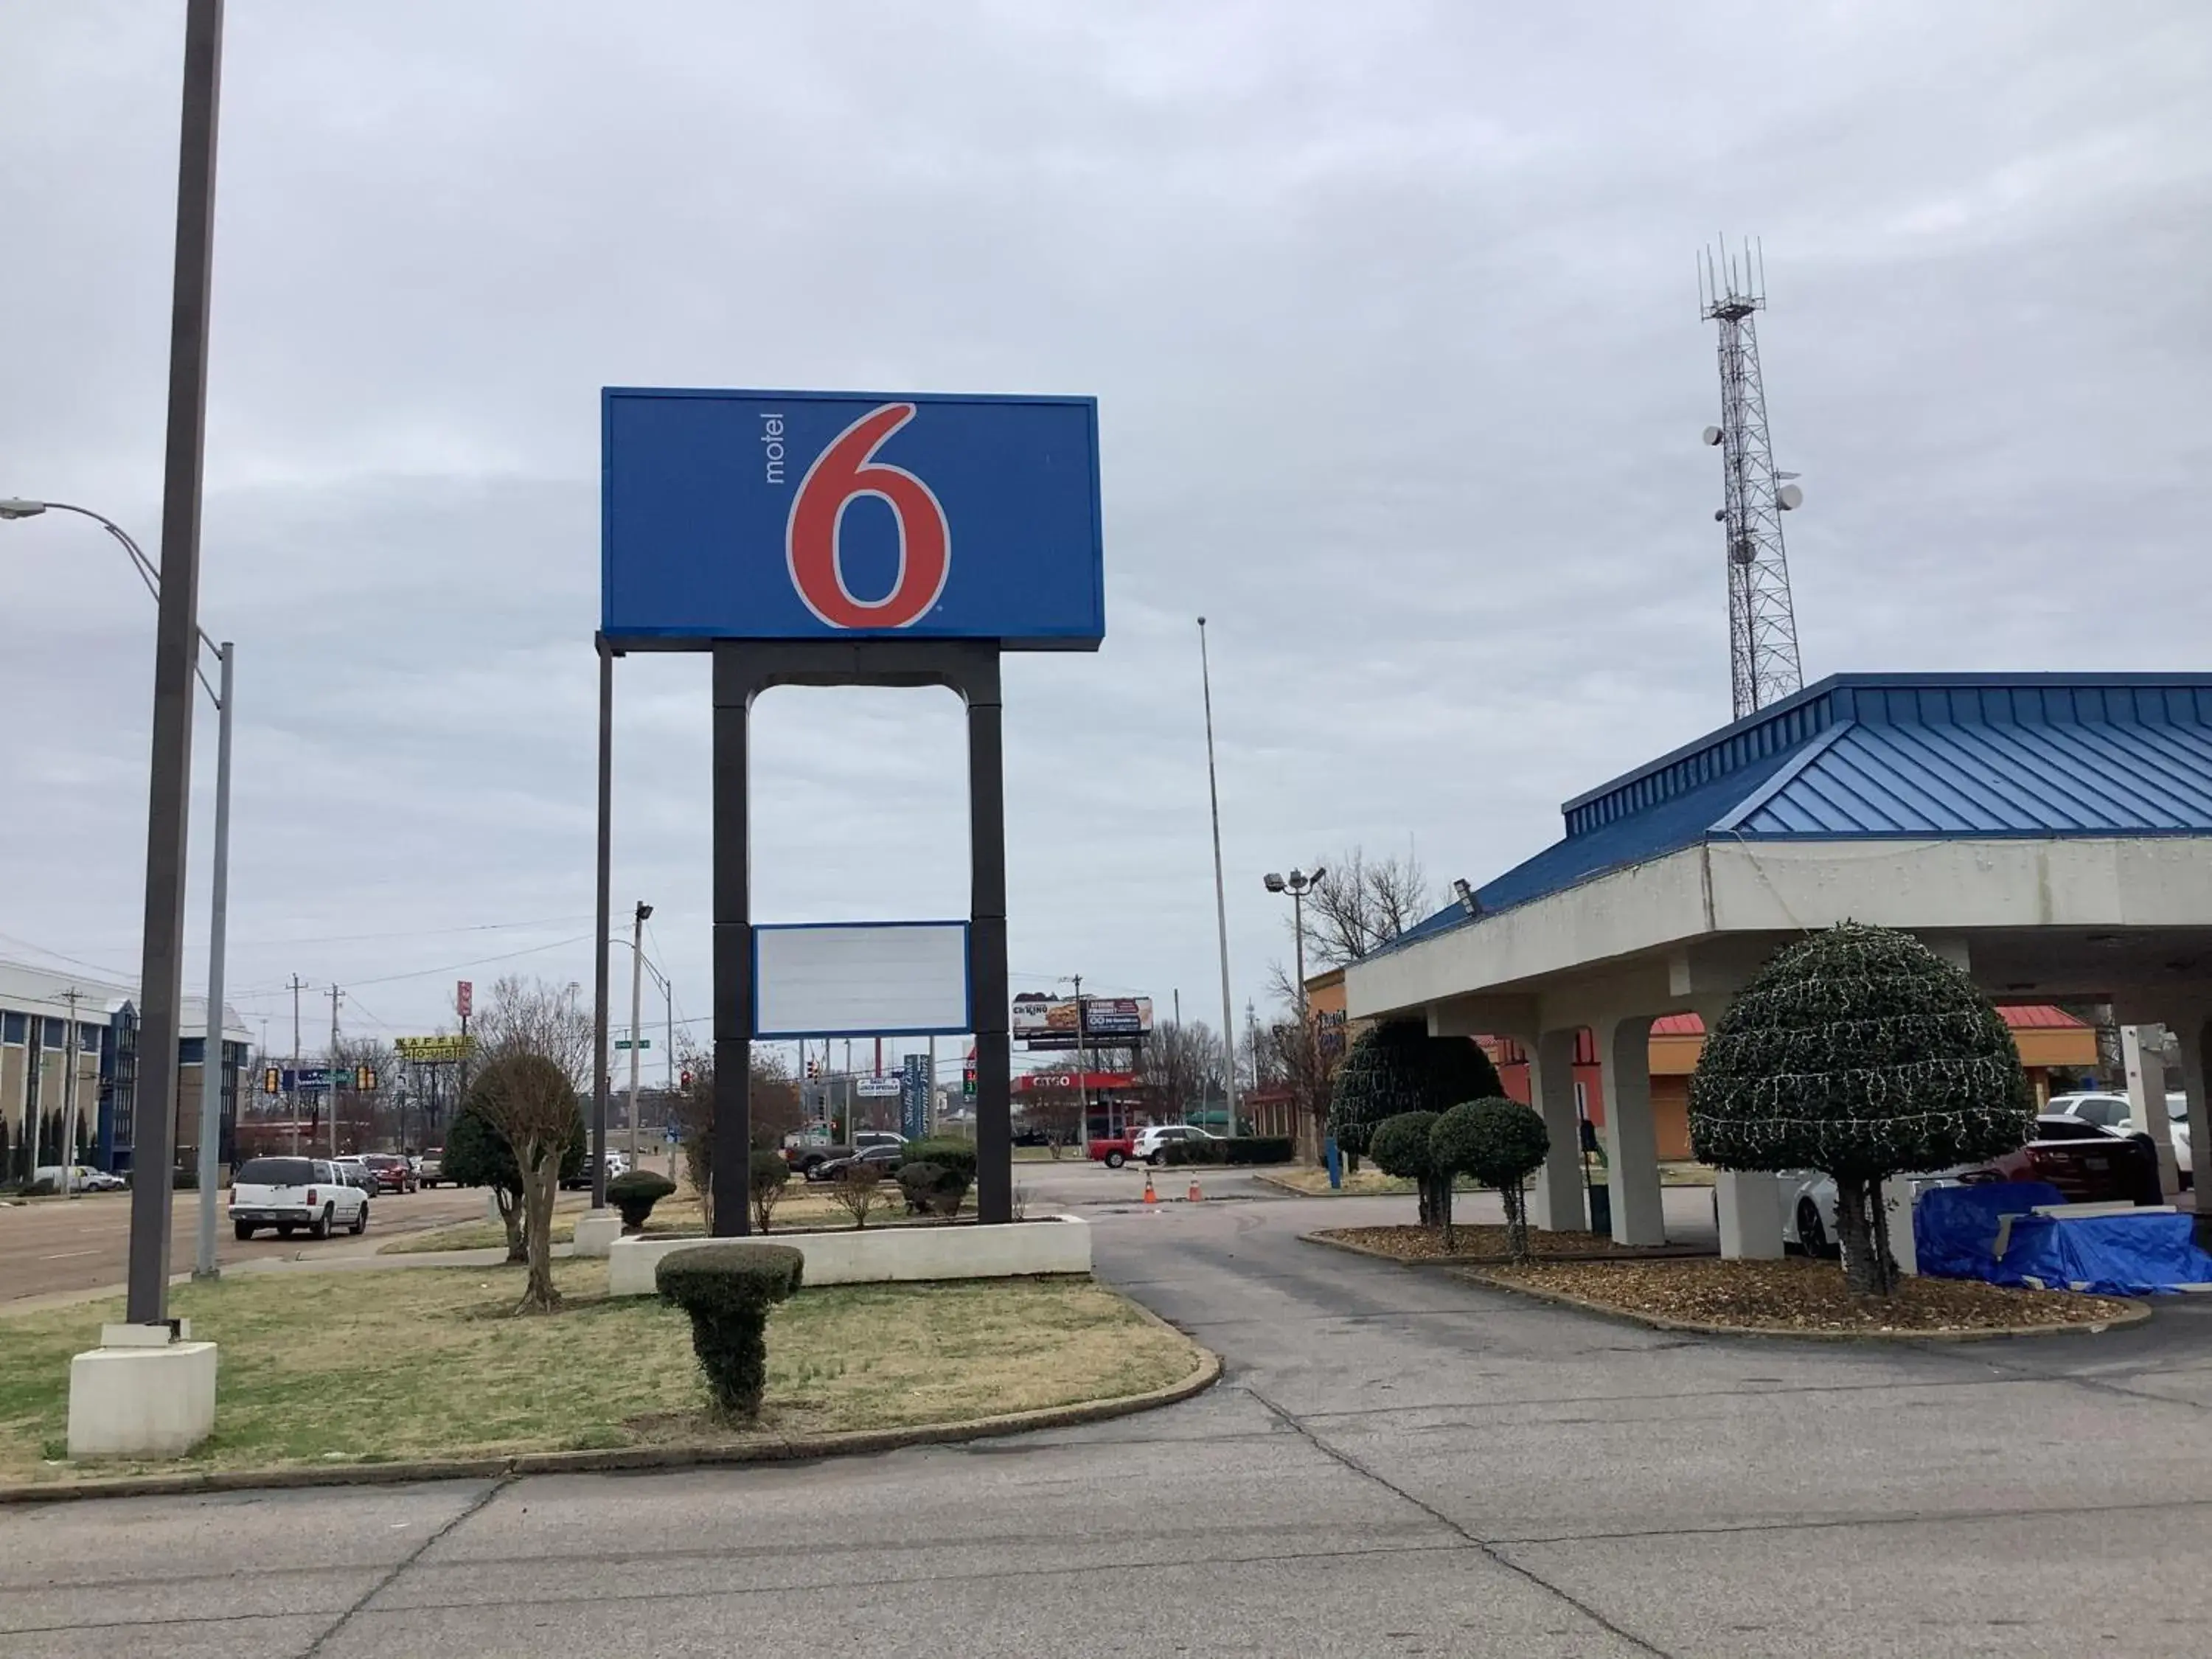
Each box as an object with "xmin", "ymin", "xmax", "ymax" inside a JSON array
[{"xmin": 4, "ymin": 1186, "xmax": 2208, "ymax": 1656}]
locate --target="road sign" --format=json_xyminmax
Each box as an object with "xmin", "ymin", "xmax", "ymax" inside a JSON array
[
  {"xmin": 899, "ymin": 1054, "xmax": 930, "ymax": 1141},
  {"xmin": 855, "ymin": 1076, "xmax": 900, "ymax": 1098},
  {"xmin": 602, "ymin": 389, "xmax": 1105, "ymax": 650},
  {"xmin": 456, "ymin": 980, "xmax": 473, "ymax": 1020},
  {"xmin": 614, "ymin": 1038, "xmax": 652, "ymax": 1051}
]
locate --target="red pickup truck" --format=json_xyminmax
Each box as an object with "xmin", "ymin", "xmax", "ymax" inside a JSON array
[{"xmin": 1086, "ymin": 1134, "xmax": 1137, "ymax": 1169}]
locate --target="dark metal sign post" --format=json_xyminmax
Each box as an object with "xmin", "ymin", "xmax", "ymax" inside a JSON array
[{"xmin": 706, "ymin": 641, "xmax": 1012, "ymax": 1231}]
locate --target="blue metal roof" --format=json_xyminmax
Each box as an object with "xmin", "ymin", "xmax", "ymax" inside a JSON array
[{"xmin": 1385, "ymin": 673, "xmax": 2212, "ymax": 953}]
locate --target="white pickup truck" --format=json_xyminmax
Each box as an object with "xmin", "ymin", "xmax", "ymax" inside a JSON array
[{"xmin": 229, "ymin": 1155, "xmax": 370, "ymax": 1241}]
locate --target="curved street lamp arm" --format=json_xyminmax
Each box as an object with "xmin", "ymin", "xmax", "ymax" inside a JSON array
[{"xmin": 32, "ymin": 500, "xmax": 225, "ymax": 703}]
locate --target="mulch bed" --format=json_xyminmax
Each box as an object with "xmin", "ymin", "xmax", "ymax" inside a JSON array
[
  {"xmin": 1464, "ymin": 1257, "xmax": 2142, "ymax": 1335},
  {"xmin": 1310, "ymin": 1224, "xmax": 1696, "ymax": 1263}
]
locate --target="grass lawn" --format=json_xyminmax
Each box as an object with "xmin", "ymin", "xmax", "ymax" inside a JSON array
[
  {"xmin": 382, "ymin": 1187, "xmax": 950, "ymax": 1254},
  {"xmin": 0, "ymin": 1262, "xmax": 1202, "ymax": 1486}
]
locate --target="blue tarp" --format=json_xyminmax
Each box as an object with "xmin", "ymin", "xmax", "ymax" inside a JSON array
[
  {"xmin": 1916, "ymin": 1180, "xmax": 2212, "ymax": 1297},
  {"xmin": 1916, "ymin": 1182, "xmax": 2065, "ymax": 1281}
]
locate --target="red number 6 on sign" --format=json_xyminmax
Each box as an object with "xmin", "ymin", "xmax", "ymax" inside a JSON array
[{"xmin": 785, "ymin": 403, "xmax": 950, "ymax": 630}]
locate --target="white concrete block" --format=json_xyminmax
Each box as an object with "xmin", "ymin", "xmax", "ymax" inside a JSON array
[
  {"xmin": 1716, "ymin": 1172, "xmax": 1786, "ymax": 1259},
  {"xmin": 607, "ymin": 1215, "xmax": 1092, "ymax": 1298},
  {"xmin": 68, "ymin": 1338, "xmax": 218, "ymax": 1459},
  {"xmin": 571, "ymin": 1209, "xmax": 623, "ymax": 1259}
]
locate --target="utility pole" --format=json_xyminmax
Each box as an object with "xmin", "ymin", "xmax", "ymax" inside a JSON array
[
  {"xmin": 288, "ymin": 974, "xmax": 304, "ymax": 1154},
  {"xmin": 326, "ymin": 984, "xmax": 342, "ymax": 1157},
  {"xmin": 628, "ymin": 900, "xmax": 651, "ymax": 1165},
  {"xmin": 1071, "ymin": 974, "xmax": 1091, "ymax": 1150}
]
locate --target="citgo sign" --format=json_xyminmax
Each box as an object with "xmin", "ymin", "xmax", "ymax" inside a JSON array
[{"xmin": 602, "ymin": 389, "xmax": 1103, "ymax": 649}]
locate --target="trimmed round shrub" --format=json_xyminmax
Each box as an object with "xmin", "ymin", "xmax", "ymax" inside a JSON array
[
  {"xmin": 900, "ymin": 1138, "xmax": 978, "ymax": 1181},
  {"xmin": 1432, "ymin": 1097, "xmax": 1551, "ymax": 1260},
  {"xmin": 608, "ymin": 1169, "xmax": 677, "ymax": 1232},
  {"xmin": 1329, "ymin": 1022, "xmax": 1504, "ymax": 1158},
  {"xmin": 1366, "ymin": 1110, "xmax": 1446, "ymax": 1227},
  {"xmin": 1689, "ymin": 922, "xmax": 2033, "ymax": 1293},
  {"xmin": 655, "ymin": 1242, "xmax": 805, "ymax": 1419}
]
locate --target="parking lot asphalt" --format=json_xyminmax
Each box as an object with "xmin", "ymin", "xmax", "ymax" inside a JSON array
[{"xmin": 4, "ymin": 1183, "xmax": 2209, "ymax": 1656}]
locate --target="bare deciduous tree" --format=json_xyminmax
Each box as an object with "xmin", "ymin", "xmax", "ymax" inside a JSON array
[
  {"xmin": 1301, "ymin": 848, "xmax": 1433, "ymax": 967},
  {"xmin": 669, "ymin": 1041, "xmax": 807, "ymax": 1232},
  {"xmin": 830, "ymin": 1162, "xmax": 886, "ymax": 1229},
  {"xmin": 1138, "ymin": 1019, "xmax": 1224, "ymax": 1121},
  {"xmin": 470, "ymin": 976, "xmax": 592, "ymax": 1313}
]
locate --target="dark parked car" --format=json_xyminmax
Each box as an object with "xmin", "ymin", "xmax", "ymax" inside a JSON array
[
  {"xmin": 812, "ymin": 1143, "xmax": 907, "ymax": 1183},
  {"xmin": 1965, "ymin": 1114, "xmax": 2164, "ymax": 1206},
  {"xmin": 361, "ymin": 1154, "xmax": 417, "ymax": 1195}
]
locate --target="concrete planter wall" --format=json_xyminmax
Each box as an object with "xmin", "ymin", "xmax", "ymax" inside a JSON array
[{"xmin": 606, "ymin": 1215, "xmax": 1091, "ymax": 1298}]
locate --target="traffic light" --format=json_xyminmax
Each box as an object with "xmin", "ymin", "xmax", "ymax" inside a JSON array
[
  {"xmin": 263, "ymin": 1067, "xmax": 279, "ymax": 1096},
  {"xmin": 680, "ymin": 1068, "xmax": 694, "ymax": 1088},
  {"xmin": 357, "ymin": 1065, "xmax": 378, "ymax": 1091},
  {"xmin": 806, "ymin": 1057, "xmax": 821, "ymax": 1079}
]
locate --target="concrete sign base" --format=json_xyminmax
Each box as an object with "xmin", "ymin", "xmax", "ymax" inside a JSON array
[{"xmin": 68, "ymin": 1324, "xmax": 217, "ymax": 1458}]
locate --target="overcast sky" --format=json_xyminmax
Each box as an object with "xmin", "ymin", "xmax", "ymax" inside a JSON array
[{"xmin": 2, "ymin": 1, "xmax": 2206, "ymax": 1079}]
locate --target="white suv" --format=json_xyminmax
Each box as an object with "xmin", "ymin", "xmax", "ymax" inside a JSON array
[
  {"xmin": 1131, "ymin": 1124, "xmax": 1216, "ymax": 1166},
  {"xmin": 230, "ymin": 1155, "xmax": 370, "ymax": 1241}
]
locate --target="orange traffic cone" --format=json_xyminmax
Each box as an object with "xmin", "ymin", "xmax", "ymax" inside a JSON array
[
  {"xmin": 1142, "ymin": 1169, "xmax": 1158, "ymax": 1204},
  {"xmin": 1187, "ymin": 1175, "xmax": 1203, "ymax": 1203}
]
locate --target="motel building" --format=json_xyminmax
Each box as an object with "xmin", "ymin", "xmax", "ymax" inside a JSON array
[
  {"xmin": 0, "ymin": 958, "xmax": 251, "ymax": 1180},
  {"xmin": 1340, "ymin": 674, "xmax": 2212, "ymax": 1261}
]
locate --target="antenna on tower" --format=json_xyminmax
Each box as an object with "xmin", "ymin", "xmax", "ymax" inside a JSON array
[{"xmin": 1700, "ymin": 235, "xmax": 1804, "ymax": 720}]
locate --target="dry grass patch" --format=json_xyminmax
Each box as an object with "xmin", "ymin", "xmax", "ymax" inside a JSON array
[
  {"xmin": 0, "ymin": 1264, "xmax": 1202, "ymax": 1486},
  {"xmin": 1467, "ymin": 1256, "xmax": 2140, "ymax": 1334}
]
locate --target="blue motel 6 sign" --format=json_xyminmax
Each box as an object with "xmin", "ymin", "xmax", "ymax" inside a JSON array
[{"xmin": 601, "ymin": 389, "xmax": 1104, "ymax": 650}]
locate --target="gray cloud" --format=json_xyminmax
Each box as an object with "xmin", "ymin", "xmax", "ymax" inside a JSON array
[{"xmin": 2, "ymin": 0, "xmax": 2206, "ymax": 1062}]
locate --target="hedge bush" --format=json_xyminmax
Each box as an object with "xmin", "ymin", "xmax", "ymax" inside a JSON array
[
  {"xmin": 897, "ymin": 1160, "xmax": 970, "ymax": 1217},
  {"xmin": 655, "ymin": 1242, "xmax": 805, "ymax": 1419},
  {"xmin": 900, "ymin": 1138, "xmax": 978, "ymax": 1181},
  {"xmin": 1329, "ymin": 1021, "xmax": 1504, "ymax": 1161},
  {"xmin": 1161, "ymin": 1135, "xmax": 1294, "ymax": 1167},
  {"xmin": 608, "ymin": 1169, "xmax": 677, "ymax": 1232}
]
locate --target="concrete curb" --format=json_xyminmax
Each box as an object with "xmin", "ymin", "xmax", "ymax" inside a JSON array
[
  {"xmin": 1448, "ymin": 1265, "xmax": 2155, "ymax": 1343},
  {"xmin": 1300, "ymin": 1228, "xmax": 1711, "ymax": 1269},
  {"xmin": 0, "ymin": 1348, "xmax": 1222, "ymax": 1506}
]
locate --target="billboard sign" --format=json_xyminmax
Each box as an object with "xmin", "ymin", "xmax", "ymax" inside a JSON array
[
  {"xmin": 395, "ymin": 1036, "xmax": 474, "ymax": 1063},
  {"xmin": 753, "ymin": 922, "xmax": 971, "ymax": 1040},
  {"xmin": 602, "ymin": 389, "xmax": 1104, "ymax": 650},
  {"xmin": 855, "ymin": 1076, "xmax": 901, "ymax": 1099},
  {"xmin": 1012, "ymin": 993, "xmax": 1152, "ymax": 1049}
]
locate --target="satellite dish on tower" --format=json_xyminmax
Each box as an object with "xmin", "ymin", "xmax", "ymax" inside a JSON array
[
  {"xmin": 1701, "ymin": 425, "xmax": 1723, "ymax": 446},
  {"xmin": 1776, "ymin": 484, "xmax": 1804, "ymax": 511}
]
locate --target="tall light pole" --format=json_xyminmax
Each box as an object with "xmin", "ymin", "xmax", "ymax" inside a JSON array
[
  {"xmin": 1264, "ymin": 866, "xmax": 1325, "ymax": 1152},
  {"xmin": 612, "ymin": 923, "xmax": 672, "ymax": 1160},
  {"xmin": 1057, "ymin": 973, "xmax": 1091, "ymax": 1147},
  {"xmin": 1197, "ymin": 617, "xmax": 1239, "ymax": 1137},
  {"xmin": 628, "ymin": 900, "xmax": 652, "ymax": 1165},
  {"xmin": 1262, "ymin": 867, "xmax": 1326, "ymax": 1020},
  {"xmin": 1, "ymin": 498, "xmax": 236, "ymax": 1283}
]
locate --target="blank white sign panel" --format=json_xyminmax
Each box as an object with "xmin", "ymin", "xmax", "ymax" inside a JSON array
[{"xmin": 753, "ymin": 922, "xmax": 970, "ymax": 1037}]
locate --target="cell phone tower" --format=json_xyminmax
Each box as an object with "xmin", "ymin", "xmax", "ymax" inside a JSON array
[{"xmin": 1700, "ymin": 238, "xmax": 1805, "ymax": 720}]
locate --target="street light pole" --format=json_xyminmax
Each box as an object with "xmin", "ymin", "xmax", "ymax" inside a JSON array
[
  {"xmin": 629, "ymin": 900, "xmax": 652, "ymax": 1166},
  {"xmin": 194, "ymin": 640, "xmax": 233, "ymax": 1279},
  {"xmin": 1264, "ymin": 866, "xmax": 1326, "ymax": 1152}
]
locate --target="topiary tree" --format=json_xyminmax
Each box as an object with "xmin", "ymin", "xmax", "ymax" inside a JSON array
[
  {"xmin": 1690, "ymin": 922, "xmax": 2034, "ymax": 1295},
  {"xmin": 748, "ymin": 1149, "xmax": 791, "ymax": 1234},
  {"xmin": 1367, "ymin": 1111, "xmax": 1447, "ymax": 1228},
  {"xmin": 1329, "ymin": 1020, "xmax": 1504, "ymax": 1172},
  {"xmin": 442, "ymin": 1102, "xmax": 528, "ymax": 1262},
  {"xmin": 608, "ymin": 1169, "xmax": 676, "ymax": 1233},
  {"xmin": 655, "ymin": 1242, "xmax": 804, "ymax": 1419},
  {"xmin": 1430, "ymin": 1097, "xmax": 1551, "ymax": 1259},
  {"xmin": 900, "ymin": 1138, "xmax": 978, "ymax": 1183}
]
